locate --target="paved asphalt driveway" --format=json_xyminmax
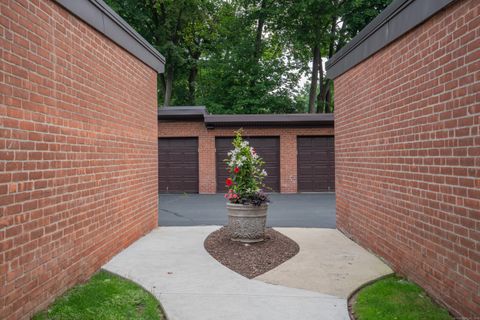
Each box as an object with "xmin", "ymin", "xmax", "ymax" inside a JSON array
[{"xmin": 159, "ymin": 193, "xmax": 335, "ymax": 228}]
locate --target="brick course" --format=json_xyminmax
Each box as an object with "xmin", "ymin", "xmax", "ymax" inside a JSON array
[
  {"xmin": 334, "ymin": 0, "xmax": 479, "ymax": 318},
  {"xmin": 0, "ymin": 1, "xmax": 159, "ymax": 319},
  {"xmin": 158, "ymin": 121, "xmax": 334, "ymax": 193}
]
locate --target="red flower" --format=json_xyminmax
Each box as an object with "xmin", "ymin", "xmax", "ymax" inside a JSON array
[
  {"xmin": 226, "ymin": 178, "xmax": 233, "ymax": 187},
  {"xmin": 234, "ymin": 167, "xmax": 240, "ymax": 174}
]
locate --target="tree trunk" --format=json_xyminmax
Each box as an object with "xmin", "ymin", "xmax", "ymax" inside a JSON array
[
  {"xmin": 325, "ymin": 84, "xmax": 332, "ymax": 113},
  {"xmin": 163, "ymin": 64, "xmax": 174, "ymax": 106},
  {"xmin": 308, "ymin": 44, "xmax": 320, "ymax": 113},
  {"xmin": 328, "ymin": 16, "xmax": 336, "ymax": 58},
  {"xmin": 316, "ymin": 57, "xmax": 324, "ymax": 113},
  {"xmin": 316, "ymin": 14, "xmax": 338, "ymax": 113},
  {"xmin": 253, "ymin": 0, "xmax": 267, "ymax": 62},
  {"xmin": 187, "ymin": 64, "xmax": 198, "ymax": 105},
  {"xmin": 323, "ymin": 81, "xmax": 331, "ymax": 113},
  {"xmin": 159, "ymin": 73, "xmax": 166, "ymax": 95}
]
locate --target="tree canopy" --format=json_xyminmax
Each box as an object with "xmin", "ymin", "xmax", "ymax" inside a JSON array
[{"xmin": 106, "ymin": 0, "xmax": 392, "ymax": 114}]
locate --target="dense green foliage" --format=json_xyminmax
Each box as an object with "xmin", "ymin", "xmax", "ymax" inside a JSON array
[
  {"xmin": 106, "ymin": 0, "xmax": 392, "ymax": 113},
  {"xmin": 33, "ymin": 271, "xmax": 165, "ymax": 320},
  {"xmin": 353, "ymin": 276, "xmax": 453, "ymax": 320}
]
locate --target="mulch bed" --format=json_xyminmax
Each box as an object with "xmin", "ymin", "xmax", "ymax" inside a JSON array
[{"xmin": 204, "ymin": 227, "xmax": 300, "ymax": 279}]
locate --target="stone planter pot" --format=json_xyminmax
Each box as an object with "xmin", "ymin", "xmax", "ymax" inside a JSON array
[{"xmin": 227, "ymin": 202, "xmax": 268, "ymax": 243}]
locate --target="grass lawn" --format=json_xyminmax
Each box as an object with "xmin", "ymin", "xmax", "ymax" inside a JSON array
[
  {"xmin": 33, "ymin": 270, "xmax": 165, "ymax": 320},
  {"xmin": 353, "ymin": 275, "xmax": 453, "ymax": 320}
]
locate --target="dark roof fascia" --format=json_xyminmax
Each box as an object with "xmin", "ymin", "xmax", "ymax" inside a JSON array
[
  {"xmin": 158, "ymin": 106, "xmax": 208, "ymax": 121},
  {"xmin": 55, "ymin": 0, "xmax": 165, "ymax": 73},
  {"xmin": 325, "ymin": 0, "xmax": 456, "ymax": 79},
  {"xmin": 204, "ymin": 114, "xmax": 334, "ymax": 128},
  {"xmin": 157, "ymin": 107, "xmax": 334, "ymax": 127}
]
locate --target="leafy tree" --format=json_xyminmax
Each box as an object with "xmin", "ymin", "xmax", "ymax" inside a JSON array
[
  {"xmin": 106, "ymin": 0, "xmax": 392, "ymax": 113},
  {"xmin": 273, "ymin": 0, "xmax": 391, "ymax": 113},
  {"xmin": 274, "ymin": 0, "xmax": 334, "ymax": 113},
  {"xmin": 106, "ymin": 0, "xmax": 213, "ymax": 106},
  {"xmin": 196, "ymin": 0, "xmax": 304, "ymax": 113},
  {"xmin": 315, "ymin": 0, "xmax": 392, "ymax": 113}
]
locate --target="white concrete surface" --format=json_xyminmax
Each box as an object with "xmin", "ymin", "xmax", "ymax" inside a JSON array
[
  {"xmin": 256, "ymin": 228, "xmax": 393, "ymax": 298},
  {"xmin": 103, "ymin": 226, "xmax": 349, "ymax": 320}
]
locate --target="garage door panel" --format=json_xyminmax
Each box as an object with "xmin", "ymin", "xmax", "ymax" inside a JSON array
[
  {"xmin": 158, "ymin": 138, "xmax": 199, "ymax": 193},
  {"xmin": 216, "ymin": 137, "xmax": 280, "ymax": 193},
  {"xmin": 161, "ymin": 138, "xmax": 197, "ymax": 148},
  {"xmin": 297, "ymin": 136, "xmax": 335, "ymax": 192}
]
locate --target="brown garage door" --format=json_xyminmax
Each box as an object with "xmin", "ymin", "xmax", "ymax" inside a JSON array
[
  {"xmin": 297, "ymin": 136, "xmax": 335, "ymax": 192},
  {"xmin": 216, "ymin": 137, "xmax": 280, "ymax": 193},
  {"xmin": 158, "ymin": 138, "xmax": 198, "ymax": 193}
]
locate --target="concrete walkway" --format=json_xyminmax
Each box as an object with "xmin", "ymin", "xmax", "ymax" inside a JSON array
[
  {"xmin": 104, "ymin": 227, "xmax": 349, "ymax": 320},
  {"xmin": 256, "ymin": 228, "xmax": 393, "ymax": 298}
]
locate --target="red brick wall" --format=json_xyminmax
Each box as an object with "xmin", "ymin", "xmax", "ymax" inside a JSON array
[
  {"xmin": 0, "ymin": 1, "xmax": 159, "ymax": 319},
  {"xmin": 158, "ymin": 121, "xmax": 334, "ymax": 193},
  {"xmin": 334, "ymin": 0, "xmax": 479, "ymax": 318}
]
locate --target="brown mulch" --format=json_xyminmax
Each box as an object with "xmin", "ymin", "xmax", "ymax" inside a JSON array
[{"xmin": 204, "ymin": 227, "xmax": 300, "ymax": 279}]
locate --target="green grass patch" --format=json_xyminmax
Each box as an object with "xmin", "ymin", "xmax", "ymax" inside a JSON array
[
  {"xmin": 353, "ymin": 275, "xmax": 453, "ymax": 320},
  {"xmin": 33, "ymin": 270, "xmax": 165, "ymax": 320}
]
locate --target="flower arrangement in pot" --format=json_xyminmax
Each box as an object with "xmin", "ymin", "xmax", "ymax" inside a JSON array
[{"xmin": 224, "ymin": 130, "xmax": 269, "ymax": 243}]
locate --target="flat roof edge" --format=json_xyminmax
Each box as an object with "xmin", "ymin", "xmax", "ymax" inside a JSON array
[
  {"xmin": 325, "ymin": 0, "xmax": 456, "ymax": 79},
  {"xmin": 158, "ymin": 108, "xmax": 334, "ymax": 128},
  {"xmin": 158, "ymin": 106, "xmax": 208, "ymax": 120},
  {"xmin": 55, "ymin": 0, "xmax": 165, "ymax": 73},
  {"xmin": 204, "ymin": 114, "xmax": 334, "ymax": 123}
]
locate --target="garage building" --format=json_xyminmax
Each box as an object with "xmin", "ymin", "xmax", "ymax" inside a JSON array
[{"xmin": 158, "ymin": 107, "xmax": 334, "ymax": 194}]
